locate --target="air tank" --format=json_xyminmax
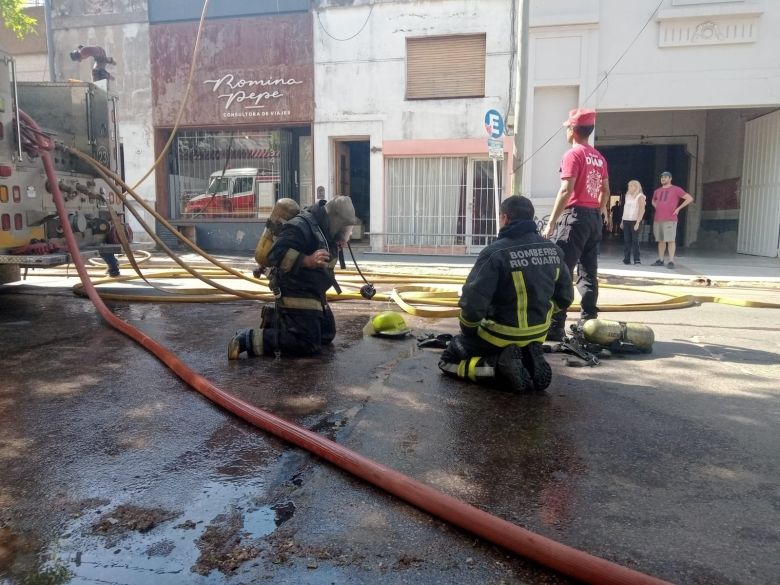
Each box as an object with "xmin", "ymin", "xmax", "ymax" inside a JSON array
[
  {"xmin": 254, "ymin": 198, "xmax": 300, "ymax": 268},
  {"xmin": 582, "ymin": 319, "xmax": 654, "ymax": 353}
]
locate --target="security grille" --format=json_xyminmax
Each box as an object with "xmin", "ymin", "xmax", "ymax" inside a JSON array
[
  {"xmin": 384, "ymin": 157, "xmax": 501, "ymax": 254},
  {"xmin": 471, "ymin": 159, "xmax": 501, "ymax": 247},
  {"xmin": 170, "ymin": 130, "xmax": 280, "ymax": 219}
]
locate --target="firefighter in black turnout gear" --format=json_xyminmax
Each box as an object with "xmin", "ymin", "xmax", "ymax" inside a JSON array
[
  {"xmin": 228, "ymin": 196, "xmax": 358, "ymax": 359},
  {"xmin": 439, "ymin": 196, "xmax": 573, "ymax": 392}
]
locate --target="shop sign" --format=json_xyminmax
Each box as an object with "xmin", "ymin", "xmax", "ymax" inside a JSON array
[{"xmin": 203, "ymin": 73, "xmax": 304, "ymax": 118}]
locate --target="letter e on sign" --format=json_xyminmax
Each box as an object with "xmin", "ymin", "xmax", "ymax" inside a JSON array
[{"xmin": 484, "ymin": 109, "xmax": 504, "ymax": 139}]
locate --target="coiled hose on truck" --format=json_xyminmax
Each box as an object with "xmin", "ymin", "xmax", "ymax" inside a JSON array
[{"xmin": 21, "ymin": 109, "xmax": 672, "ymax": 585}]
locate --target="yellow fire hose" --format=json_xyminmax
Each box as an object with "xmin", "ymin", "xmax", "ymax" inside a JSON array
[{"xmin": 58, "ymin": 146, "xmax": 779, "ymax": 313}]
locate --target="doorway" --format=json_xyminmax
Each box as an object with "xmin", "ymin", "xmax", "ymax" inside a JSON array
[
  {"xmin": 334, "ymin": 139, "xmax": 370, "ymax": 233},
  {"xmin": 598, "ymin": 144, "xmax": 692, "ymax": 244}
]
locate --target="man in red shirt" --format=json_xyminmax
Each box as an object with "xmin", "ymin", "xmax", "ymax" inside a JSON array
[
  {"xmin": 542, "ymin": 108, "xmax": 610, "ymax": 341},
  {"xmin": 651, "ymin": 171, "xmax": 693, "ymax": 269}
]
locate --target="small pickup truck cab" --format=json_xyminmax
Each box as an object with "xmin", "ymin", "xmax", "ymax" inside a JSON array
[{"xmin": 183, "ymin": 168, "xmax": 278, "ymax": 217}]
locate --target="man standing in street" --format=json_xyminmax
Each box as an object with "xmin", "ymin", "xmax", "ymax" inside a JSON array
[
  {"xmin": 439, "ymin": 195, "xmax": 573, "ymax": 393},
  {"xmin": 542, "ymin": 108, "xmax": 610, "ymax": 341},
  {"xmin": 651, "ymin": 171, "xmax": 693, "ymax": 269}
]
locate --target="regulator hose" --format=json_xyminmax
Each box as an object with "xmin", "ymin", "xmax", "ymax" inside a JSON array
[
  {"xmin": 347, "ymin": 240, "xmax": 376, "ymax": 299},
  {"xmin": 21, "ymin": 110, "xmax": 673, "ymax": 584}
]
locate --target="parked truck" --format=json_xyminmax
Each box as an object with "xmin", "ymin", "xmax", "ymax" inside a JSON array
[
  {"xmin": 0, "ymin": 48, "xmax": 126, "ymax": 284},
  {"xmin": 182, "ymin": 167, "xmax": 279, "ymax": 218}
]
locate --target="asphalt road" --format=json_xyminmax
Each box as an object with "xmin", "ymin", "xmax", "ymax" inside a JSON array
[{"xmin": 1, "ymin": 277, "xmax": 779, "ymax": 585}]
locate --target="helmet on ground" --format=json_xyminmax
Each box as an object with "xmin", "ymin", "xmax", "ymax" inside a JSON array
[{"xmin": 363, "ymin": 311, "xmax": 411, "ymax": 338}]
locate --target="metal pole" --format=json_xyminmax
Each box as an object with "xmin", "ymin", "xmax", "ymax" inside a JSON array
[
  {"xmin": 44, "ymin": 0, "xmax": 56, "ymax": 82},
  {"xmin": 493, "ymin": 157, "xmax": 500, "ymax": 234},
  {"xmin": 512, "ymin": 0, "xmax": 529, "ymax": 195},
  {"xmin": 9, "ymin": 58, "xmax": 22, "ymax": 159}
]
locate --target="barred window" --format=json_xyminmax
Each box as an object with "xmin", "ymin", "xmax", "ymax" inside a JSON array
[{"xmin": 384, "ymin": 157, "xmax": 501, "ymax": 254}]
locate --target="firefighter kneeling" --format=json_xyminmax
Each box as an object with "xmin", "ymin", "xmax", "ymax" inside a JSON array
[
  {"xmin": 439, "ymin": 196, "xmax": 574, "ymax": 393},
  {"xmin": 228, "ymin": 196, "xmax": 358, "ymax": 359}
]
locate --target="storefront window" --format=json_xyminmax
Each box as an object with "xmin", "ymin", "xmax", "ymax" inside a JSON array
[{"xmin": 170, "ymin": 130, "xmax": 279, "ymax": 219}]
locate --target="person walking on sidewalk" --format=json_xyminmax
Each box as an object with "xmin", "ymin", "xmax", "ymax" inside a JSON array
[
  {"xmin": 621, "ymin": 180, "xmax": 646, "ymax": 265},
  {"xmin": 651, "ymin": 171, "xmax": 693, "ymax": 269},
  {"xmin": 542, "ymin": 108, "xmax": 610, "ymax": 341}
]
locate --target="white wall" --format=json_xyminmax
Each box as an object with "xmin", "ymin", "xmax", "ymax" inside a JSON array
[
  {"xmin": 703, "ymin": 109, "xmax": 748, "ymax": 183},
  {"xmin": 53, "ymin": 14, "xmax": 156, "ymax": 243},
  {"xmin": 527, "ymin": 85, "xmax": 578, "ymax": 214},
  {"xmin": 13, "ymin": 55, "xmax": 48, "ymax": 81},
  {"xmin": 314, "ymin": 0, "xmax": 514, "ymax": 235},
  {"xmin": 519, "ymin": 0, "xmax": 780, "ymax": 242},
  {"xmin": 594, "ymin": 0, "xmax": 780, "ymax": 110}
]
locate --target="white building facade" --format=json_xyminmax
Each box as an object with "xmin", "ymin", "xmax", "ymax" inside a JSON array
[
  {"xmin": 313, "ymin": 0, "xmax": 515, "ymax": 254},
  {"xmin": 50, "ymin": 0, "xmax": 157, "ymax": 244},
  {"xmin": 314, "ymin": 0, "xmax": 780, "ymax": 257}
]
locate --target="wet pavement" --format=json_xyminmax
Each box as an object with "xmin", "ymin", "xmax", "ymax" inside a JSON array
[{"xmin": 1, "ymin": 273, "xmax": 779, "ymax": 584}]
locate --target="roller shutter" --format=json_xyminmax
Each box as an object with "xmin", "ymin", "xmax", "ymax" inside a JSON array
[{"xmin": 406, "ymin": 34, "xmax": 486, "ymax": 100}]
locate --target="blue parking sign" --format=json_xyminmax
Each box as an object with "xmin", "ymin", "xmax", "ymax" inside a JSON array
[{"xmin": 484, "ymin": 109, "xmax": 504, "ymax": 138}]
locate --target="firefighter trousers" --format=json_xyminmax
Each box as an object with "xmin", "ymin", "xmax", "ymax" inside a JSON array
[
  {"xmin": 550, "ymin": 206, "xmax": 602, "ymax": 329},
  {"xmin": 250, "ymin": 303, "xmax": 336, "ymax": 357}
]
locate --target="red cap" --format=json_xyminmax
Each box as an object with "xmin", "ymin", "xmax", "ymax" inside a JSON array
[{"xmin": 563, "ymin": 108, "xmax": 596, "ymax": 127}]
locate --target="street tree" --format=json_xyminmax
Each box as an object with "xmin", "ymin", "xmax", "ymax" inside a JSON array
[{"xmin": 1, "ymin": 0, "xmax": 36, "ymax": 38}]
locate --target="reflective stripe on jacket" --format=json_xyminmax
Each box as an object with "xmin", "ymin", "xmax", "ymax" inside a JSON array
[{"xmin": 458, "ymin": 220, "xmax": 574, "ymax": 347}]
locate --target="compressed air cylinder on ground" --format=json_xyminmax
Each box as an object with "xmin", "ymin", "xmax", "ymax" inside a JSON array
[{"xmin": 582, "ymin": 319, "xmax": 654, "ymax": 353}]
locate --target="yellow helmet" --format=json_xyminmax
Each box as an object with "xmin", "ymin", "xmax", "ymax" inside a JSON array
[{"xmin": 363, "ymin": 311, "xmax": 410, "ymax": 338}]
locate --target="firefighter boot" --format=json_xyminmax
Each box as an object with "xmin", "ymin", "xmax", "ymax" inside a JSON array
[
  {"xmin": 228, "ymin": 329, "xmax": 254, "ymax": 360},
  {"xmin": 521, "ymin": 342, "xmax": 552, "ymax": 391},
  {"xmin": 546, "ymin": 311, "xmax": 566, "ymax": 342},
  {"xmin": 260, "ymin": 303, "xmax": 276, "ymax": 328},
  {"xmin": 496, "ymin": 345, "xmax": 532, "ymax": 393}
]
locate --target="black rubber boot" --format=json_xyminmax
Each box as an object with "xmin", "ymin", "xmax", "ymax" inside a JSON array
[
  {"xmin": 260, "ymin": 303, "xmax": 276, "ymax": 328},
  {"xmin": 546, "ymin": 312, "xmax": 566, "ymax": 342},
  {"xmin": 228, "ymin": 329, "xmax": 253, "ymax": 360},
  {"xmin": 521, "ymin": 342, "xmax": 552, "ymax": 391},
  {"xmin": 496, "ymin": 345, "xmax": 532, "ymax": 393}
]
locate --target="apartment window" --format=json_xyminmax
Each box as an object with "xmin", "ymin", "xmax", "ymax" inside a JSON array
[
  {"xmin": 406, "ymin": 34, "xmax": 486, "ymax": 100},
  {"xmin": 384, "ymin": 157, "xmax": 501, "ymax": 254}
]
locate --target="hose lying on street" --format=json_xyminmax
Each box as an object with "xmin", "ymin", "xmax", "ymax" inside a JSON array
[
  {"xmin": 59, "ymin": 146, "xmax": 780, "ymax": 313},
  {"xmin": 20, "ymin": 111, "xmax": 676, "ymax": 584}
]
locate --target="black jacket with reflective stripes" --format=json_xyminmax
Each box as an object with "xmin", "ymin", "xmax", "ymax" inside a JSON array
[
  {"xmin": 267, "ymin": 201, "xmax": 337, "ymax": 304},
  {"xmin": 458, "ymin": 220, "xmax": 574, "ymax": 347}
]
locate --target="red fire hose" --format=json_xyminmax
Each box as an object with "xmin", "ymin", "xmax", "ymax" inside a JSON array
[{"xmin": 24, "ymin": 110, "xmax": 672, "ymax": 585}]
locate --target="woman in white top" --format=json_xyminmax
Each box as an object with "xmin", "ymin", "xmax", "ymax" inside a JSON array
[{"xmin": 621, "ymin": 180, "xmax": 647, "ymax": 264}]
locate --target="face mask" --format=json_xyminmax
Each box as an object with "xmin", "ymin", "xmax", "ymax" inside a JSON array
[{"xmin": 336, "ymin": 226, "xmax": 353, "ymax": 244}]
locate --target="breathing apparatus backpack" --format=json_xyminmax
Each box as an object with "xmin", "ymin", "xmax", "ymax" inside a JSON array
[
  {"xmin": 254, "ymin": 198, "xmax": 301, "ymax": 272},
  {"xmin": 252, "ymin": 198, "xmax": 376, "ymax": 299}
]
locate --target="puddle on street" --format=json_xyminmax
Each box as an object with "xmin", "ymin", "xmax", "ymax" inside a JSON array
[
  {"xmin": 241, "ymin": 507, "xmax": 276, "ymax": 538},
  {"xmin": 46, "ymin": 478, "xmax": 275, "ymax": 584}
]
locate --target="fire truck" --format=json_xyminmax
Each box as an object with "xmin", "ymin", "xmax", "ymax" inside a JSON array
[{"xmin": 0, "ymin": 48, "xmax": 125, "ymax": 284}]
